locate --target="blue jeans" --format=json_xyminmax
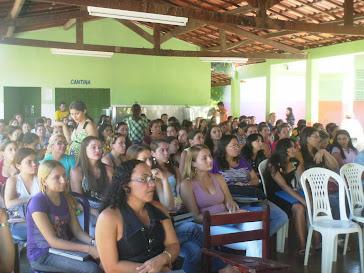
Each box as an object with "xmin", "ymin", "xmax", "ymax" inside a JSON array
[
  {"xmin": 77, "ymin": 213, "xmax": 97, "ymax": 237},
  {"xmin": 176, "ymin": 222, "xmax": 226, "ymax": 273},
  {"xmin": 241, "ymin": 201, "xmax": 288, "ymax": 236},
  {"xmin": 10, "ymin": 222, "xmax": 27, "ymax": 241},
  {"xmin": 30, "ymin": 252, "xmax": 103, "ymax": 273}
]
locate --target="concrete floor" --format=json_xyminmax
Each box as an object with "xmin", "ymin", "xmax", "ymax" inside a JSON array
[{"xmin": 19, "ymin": 218, "xmax": 363, "ymax": 273}]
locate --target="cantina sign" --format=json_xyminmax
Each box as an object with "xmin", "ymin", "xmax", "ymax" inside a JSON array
[{"xmin": 70, "ymin": 79, "xmax": 91, "ymax": 85}]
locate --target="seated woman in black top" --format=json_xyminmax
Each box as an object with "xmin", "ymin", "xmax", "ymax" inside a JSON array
[
  {"xmin": 96, "ymin": 160, "xmax": 180, "ymax": 273},
  {"xmin": 240, "ymin": 134, "xmax": 267, "ymax": 175}
]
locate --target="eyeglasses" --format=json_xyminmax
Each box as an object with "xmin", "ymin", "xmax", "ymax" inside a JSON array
[
  {"xmin": 130, "ymin": 176, "xmax": 157, "ymax": 183},
  {"xmin": 56, "ymin": 141, "xmax": 68, "ymax": 146}
]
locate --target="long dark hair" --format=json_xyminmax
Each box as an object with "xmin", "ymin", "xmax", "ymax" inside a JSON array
[
  {"xmin": 204, "ymin": 125, "xmax": 220, "ymax": 157},
  {"xmin": 69, "ymin": 100, "xmax": 93, "ymax": 122},
  {"xmin": 241, "ymin": 133, "xmax": 263, "ymax": 160},
  {"xmin": 265, "ymin": 138, "xmax": 295, "ymax": 177},
  {"xmin": 286, "ymin": 107, "xmax": 293, "ymax": 117},
  {"xmin": 98, "ymin": 123, "xmax": 113, "ymax": 143},
  {"xmin": 76, "ymin": 136, "xmax": 108, "ymax": 193},
  {"xmin": 150, "ymin": 139, "xmax": 176, "ymax": 178},
  {"xmin": 215, "ymin": 135, "xmax": 239, "ymax": 171},
  {"xmin": 332, "ymin": 129, "xmax": 358, "ymax": 159},
  {"xmin": 99, "ymin": 160, "xmax": 144, "ymax": 212},
  {"xmin": 300, "ymin": 127, "xmax": 322, "ymax": 170}
]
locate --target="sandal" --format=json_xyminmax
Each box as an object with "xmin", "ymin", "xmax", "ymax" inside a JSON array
[
  {"xmin": 338, "ymin": 239, "xmax": 351, "ymax": 252},
  {"xmin": 299, "ymin": 249, "xmax": 311, "ymax": 256}
]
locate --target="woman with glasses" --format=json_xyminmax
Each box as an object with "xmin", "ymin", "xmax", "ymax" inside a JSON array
[
  {"xmin": 114, "ymin": 153, "xmax": 232, "ymax": 273},
  {"xmin": 96, "ymin": 160, "xmax": 180, "ymax": 273},
  {"xmin": 42, "ymin": 134, "xmax": 75, "ymax": 181},
  {"xmin": 213, "ymin": 135, "xmax": 288, "ymax": 236}
]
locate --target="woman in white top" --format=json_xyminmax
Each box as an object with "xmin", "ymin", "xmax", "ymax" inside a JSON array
[{"xmin": 4, "ymin": 148, "xmax": 39, "ymax": 240}]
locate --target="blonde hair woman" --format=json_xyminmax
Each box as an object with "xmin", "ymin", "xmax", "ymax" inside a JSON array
[
  {"xmin": 43, "ymin": 134, "xmax": 76, "ymax": 180},
  {"xmin": 26, "ymin": 160, "xmax": 102, "ymax": 273},
  {"xmin": 180, "ymin": 145, "xmax": 262, "ymax": 258}
]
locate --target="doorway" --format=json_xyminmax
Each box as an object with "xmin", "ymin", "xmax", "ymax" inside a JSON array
[
  {"xmin": 55, "ymin": 88, "xmax": 110, "ymax": 123},
  {"xmin": 4, "ymin": 87, "xmax": 41, "ymax": 125}
]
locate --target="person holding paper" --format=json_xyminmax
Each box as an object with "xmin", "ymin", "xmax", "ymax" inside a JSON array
[
  {"xmin": 180, "ymin": 144, "xmax": 262, "ymax": 259},
  {"xmin": 27, "ymin": 160, "xmax": 102, "ymax": 273}
]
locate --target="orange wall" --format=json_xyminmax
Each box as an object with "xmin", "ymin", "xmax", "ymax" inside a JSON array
[
  {"xmin": 318, "ymin": 101, "xmax": 343, "ymax": 126},
  {"xmin": 353, "ymin": 101, "xmax": 364, "ymax": 126}
]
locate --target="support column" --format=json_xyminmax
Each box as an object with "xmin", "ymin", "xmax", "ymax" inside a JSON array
[
  {"xmin": 305, "ymin": 58, "xmax": 319, "ymax": 126},
  {"xmin": 230, "ymin": 70, "xmax": 241, "ymax": 117},
  {"xmin": 266, "ymin": 63, "xmax": 274, "ymax": 121}
]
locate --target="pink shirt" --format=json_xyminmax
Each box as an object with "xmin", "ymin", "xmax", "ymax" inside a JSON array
[{"xmin": 192, "ymin": 173, "xmax": 226, "ymax": 214}]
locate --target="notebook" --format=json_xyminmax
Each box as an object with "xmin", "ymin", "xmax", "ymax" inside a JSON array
[
  {"xmin": 275, "ymin": 189, "xmax": 305, "ymax": 204},
  {"xmin": 49, "ymin": 248, "xmax": 90, "ymax": 261}
]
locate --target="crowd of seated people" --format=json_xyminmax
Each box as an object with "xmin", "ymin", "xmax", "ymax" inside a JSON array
[{"xmin": 0, "ymin": 100, "xmax": 363, "ymax": 273}]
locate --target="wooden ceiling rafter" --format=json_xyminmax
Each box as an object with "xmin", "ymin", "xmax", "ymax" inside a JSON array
[
  {"xmin": 0, "ymin": 0, "xmax": 363, "ymax": 65},
  {"xmin": 3, "ymin": 0, "xmax": 25, "ymax": 36}
]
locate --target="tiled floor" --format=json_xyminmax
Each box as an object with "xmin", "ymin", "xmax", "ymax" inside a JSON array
[{"xmin": 19, "ymin": 219, "xmax": 363, "ymax": 273}]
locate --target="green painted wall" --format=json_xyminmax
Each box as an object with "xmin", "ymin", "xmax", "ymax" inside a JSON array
[{"xmin": 0, "ymin": 18, "xmax": 211, "ymax": 118}]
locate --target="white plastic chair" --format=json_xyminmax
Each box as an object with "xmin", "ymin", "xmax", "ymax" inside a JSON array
[
  {"xmin": 340, "ymin": 163, "xmax": 364, "ymax": 252},
  {"xmin": 258, "ymin": 159, "xmax": 289, "ymax": 253},
  {"xmin": 300, "ymin": 167, "xmax": 364, "ymax": 273}
]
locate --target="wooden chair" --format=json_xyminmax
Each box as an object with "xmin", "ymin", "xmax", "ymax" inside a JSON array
[{"xmin": 202, "ymin": 204, "xmax": 290, "ymax": 273}]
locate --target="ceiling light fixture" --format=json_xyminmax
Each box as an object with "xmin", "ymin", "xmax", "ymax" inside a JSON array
[
  {"xmin": 51, "ymin": 48, "xmax": 114, "ymax": 58},
  {"xmin": 199, "ymin": 57, "xmax": 248, "ymax": 63},
  {"xmin": 87, "ymin": 6, "xmax": 188, "ymax": 26}
]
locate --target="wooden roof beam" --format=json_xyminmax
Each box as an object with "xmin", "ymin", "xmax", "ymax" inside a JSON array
[
  {"xmin": 154, "ymin": 23, "xmax": 161, "ymax": 50},
  {"xmin": 219, "ymin": 29, "xmax": 227, "ymax": 51},
  {"xmin": 206, "ymin": 21, "xmax": 304, "ymax": 54},
  {"xmin": 116, "ymin": 19, "xmax": 154, "ymax": 44},
  {"xmin": 205, "ymin": 40, "xmax": 250, "ymax": 51},
  {"xmin": 0, "ymin": 10, "xmax": 89, "ymax": 28},
  {"xmin": 160, "ymin": 21, "xmax": 206, "ymax": 44},
  {"xmin": 4, "ymin": 0, "xmax": 25, "ymax": 37},
  {"xmin": 29, "ymin": 0, "xmax": 364, "ymax": 36},
  {"xmin": 344, "ymin": 0, "xmax": 354, "ymax": 26},
  {"xmin": 64, "ymin": 18, "xmax": 77, "ymax": 30},
  {"xmin": 227, "ymin": 4, "xmax": 259, "ymax": 15},
  {"xmin": 0, "ymin": 37, "xmax": 308, "ymax": 59}
]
